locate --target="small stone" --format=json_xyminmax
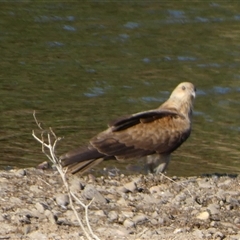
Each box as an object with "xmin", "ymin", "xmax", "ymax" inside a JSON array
[
  {"xmin": 149, "ymin": 186, "xmax": 161, "ymax": 194},
  {"xmin": 108, "ymin": 211, "xmax": 118, "ymax": 222},
  {"xmin": 158, "ymin": 217, "xmax": 165, "ymax": 225},
  {"xmin": 123, "ymin": 181, "xmax": 137, "ymax": 192},
  {"xmin": 35, "ymin": 202, "xmax": 46, "ymax": 214},
  {"xmin": 82, "ymin": 184, "xmax": 107, "ymax": 204},
  {"xmin": 117, "ymin": 186, "xmax": 129, "ymax": 193},
  {"xmin": 55, "ymin": 194, "xmax": 69, "ymax": 208},
  {"xmin": 70, "ymin": 177, "xmax": 84, "ymax": 192},
  {"xmin": 173, "ymin": 228, "xmax": 183, "ymax": 234},
  {"xmin": 29, "ymin": 185, "xmax": 42, "ymax": 194},
  {"xmin": 150, "ymin": 219, "xmax": 158, "ymax": 225},
  {"xmin": 94, "ymin": 210, "xmax": 106, "ymax": 217},
  {"xmin": 121, "ymin": 211, "xmax": 134, "ymax": 218},
  {"xmin": 123, "ymin": 219, "xmax": 135, "ymax": 228},
  {"xmin": 234, "ymin": 217, "xmax": 240, "ymax": 224},
  {"xmin": 10, "ymin": 197, "xmax": 22, "ymax": 205},
  {"xmin": 198, "ymin": 179, "xmax": 212, "ymax": 189},
  {"xmin": 207, "ymin": 203, "xmax": 219, "ymax": 215},
  {"xmin": 37, "ymin": 161, "xmax": 50, "ymax": 170},
  {"xmin": 213, "ymin": 231, "xmax": 225, "ymax": 239},
  {"xmin": 28, "ymin": 231, "xmax": 48, "ymax": 239},
  {"xmin": 207, "ymin": 227, "xmax": 217, "ymax": 234},
  {"xmin": 151, "ymin": 211, "xmax": 158, "ymax": 218},
  {"xmin": 44, "ymin": 210, "xmax": 57, "ymax": 224},
  {"xmin": 117, "ymin": 197, "xmax": 128, "ymax": 207},
  {"xmin": 132, "ymin": 214, "xmax": 147, "ymax": 224},
  {"xmin": 196, "ymin": 211, "xmax": 210, "ymax": 220},
  {"xmin": 16, "ymin": 169, "xmax": 26, "ymax": 177},
  {"xmin": 193, "ymin": 229, "xmax": 204, "ymax": 238},
  {"xmin": 23, "ymin": 225, "xmax": 31, "ymax": 234}
]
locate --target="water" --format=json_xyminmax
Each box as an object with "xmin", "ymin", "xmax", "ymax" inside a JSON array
[{"xmin": 1, "ymin": 2, "xmax": 240, "ymax": 176}]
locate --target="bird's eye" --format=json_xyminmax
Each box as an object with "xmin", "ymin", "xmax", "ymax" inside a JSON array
[{"xmin": 182, "ymin": 86, "xmax": 186, "ymax": 90}]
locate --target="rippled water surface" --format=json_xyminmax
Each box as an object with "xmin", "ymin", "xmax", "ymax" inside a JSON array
[{"xmin": 1, "ymin": 2, "xmax": 240, "ymax": 176}]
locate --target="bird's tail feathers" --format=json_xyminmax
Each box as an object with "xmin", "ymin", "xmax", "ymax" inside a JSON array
[{"xmin": 60, "ymin": 145, "xmax": 105, "ymax": 174}]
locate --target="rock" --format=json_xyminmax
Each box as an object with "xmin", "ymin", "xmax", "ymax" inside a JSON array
[
  {"xmin": 123, "ymin": 219, "xmax": 135, "ymax": 228},
  {"xmin": 196, "ymin": 211, "xmax": 210, "ymax": 220},
  {"xmin": 44, "ymin": 209, "xmax": 56, "ymax": 224},
  {"xmin": 207, "ymin": 203, "xmax": 220, "ymax": 215},
  {"xmin": 37, "ymin": 161, "xmax": 50, "ymax": 170},
  {"xmin": 82, "ymin": 184, "xmax": 107, "ymax": 204},
  {"xmin": 35, "ymin": 202, "xmax": 46, "ymax": 214},
  {"xmin": 16, "ymin": 169, "xmax": 26, "ymax": 177},
  {"xmin": 197, "ymin": 179, "xmax": 212, "ymax": 189},
  {"xmin": 29, "ymin": 185, "xmax": 42, "ymax": 193},
  {"xmin": 0, "ymin": 168, "xmax": 239, "ymax": 239},
  {"xmin": 23, "ymin": 225, "xmax": 31, "ymax": 234},
  {"xmin": 121, "ymin": 211, "xmax": 134, "ymax": 218},
  {"xmin": 28, "ymin": 231, "xmax": 48, "ymax": 240},
  {"xmin": 108, "ymin": 211, "xmax": 118, "ymax": 222},
  {"xmin": 94, "ymin": 210, "xmax": 106, "ymax": 217},
  {"xmin": 193, "ymin": 229, "xmax": 204, "ymax": 239},
  {"xmin": 173, "ymin": 228, "xmax": 183, "ymax": 234},
  {"xmin": 10, "ymin": 197, "xmax": 22, "ymax": 205},
  {"xmin": 69, "ymin": 177, "xmax": 84, "ymax": 192},
  {"xmin": 123, "ymin": 181, "xmax": 137, "ymax": 192},
  {"xmin": 55, "ymin": 194, "xmax": 69, "ymax": 208},
  {"xmin": 213, "ymin": 231, "xmax": 225, "ymax": 239},
  {"xmin": 132, "ymin": 214, "xmax": 148, "ymax": 224},
  {"xmin": 117, "ymin": 186, "xmax": 129, "ymax": 193},
  {"xmin": 149, "ymin": 185, "xmax": 161, "ymax": 194}
]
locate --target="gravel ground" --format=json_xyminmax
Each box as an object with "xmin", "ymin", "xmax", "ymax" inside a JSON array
[{"xmin": 0, "ymin": 168, "xmax": 239, "ymax": 240}]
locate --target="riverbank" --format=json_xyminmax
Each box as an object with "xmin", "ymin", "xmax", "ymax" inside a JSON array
[{"xmin": 0, "ymin": 168, "xmax": 239, "ymax": 239}]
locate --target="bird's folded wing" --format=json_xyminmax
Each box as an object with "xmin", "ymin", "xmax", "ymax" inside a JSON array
[
  {"xmin": 108, "ymin": 108, "xmax": 184, "ymax": 131},
  {"xmin": 91, "ymin": 109, "xmax": 190, "ymax": 159}
]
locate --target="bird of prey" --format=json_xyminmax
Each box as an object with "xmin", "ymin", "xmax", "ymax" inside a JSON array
[{"xmin": 61, "ymin": 82, "xmax": 196, "ymax": 175}]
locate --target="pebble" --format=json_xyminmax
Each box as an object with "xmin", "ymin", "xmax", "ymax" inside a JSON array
[
  {"xmin": 207, "ymin": 203, "xmax": 220, "ymax": 215},
  {"xmin": 197, "ymin": 179, "xmax": 212, "ymax": 189},
  {"xmin": 16, "ymin": 169, "xmax": 26, "ymax": 177},
  {"xmin": 213, "ymin": 231, "xmax": 225, "ymax": 239},
  {"xmin": 44, "ymin": 209, "xmax": 56, "ymax": 224},
  {"xmin": 35, "ymin": 202, "xmax": 46, "ymax": 214},
  {"xmin": 107, "ymin": 210, "xmax": 118, "ymax": 222},
  {"xmin": 55, "ymin": 194, "xmax": 69, "ymax": 208},
  {"xmin": 123, "ymin": 181, "xmax": 137, "ymax": 192},
  {"xmin": 196, "ymin": 211, "xmax": 210, "ymax": 220},
  {"xmin": 0, "ymin": 168, "xmax": 239, "ymax": 239},
  {"xmin": 121, "ymin": 211, "xmax": 134, "ymax": 218},
  {"xmin": 173, "ymin": 228, "xmax": 183, "ymax": 234},
  {"xmin": 69, "ymin": 177, "xmax": 84, "ymax": 192},
  {"xmin": 132, "ymin": 214, "xmax": 148, "ymax": 224},
  {"xmin": 82, "ymin": 184, "xmax": 107, "ymax": 204},
  {"xmin": 193, "ymin": 229, "xmax": 204, "ymax": 238},
  {"xmin": 149, "ymin": 185, "xmax": 161, "ymax": 194},
  {"xmin": 123, "ymin": 219, "xmax": 135, "ymax": 228},
  {"xmin": 23, "ymin": 225, "xmax": 31, "ymax": 234},
  {"xmin": 94, "ymin": 210, "xmax": 106, "ymax": 217}
]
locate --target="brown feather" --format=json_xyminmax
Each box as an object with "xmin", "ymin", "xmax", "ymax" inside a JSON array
[{"xmin": 61, "ymin": 82, "xmax": 196, "ymax": 174}]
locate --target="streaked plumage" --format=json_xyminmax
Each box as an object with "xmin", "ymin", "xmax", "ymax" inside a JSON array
[{"xmin": 61, "ymin": 82, "xmax": 196, "ymax": 174}]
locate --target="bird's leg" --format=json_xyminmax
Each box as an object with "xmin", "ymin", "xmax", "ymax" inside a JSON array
[{"xmin": 145, "ymin": 154, "xmax": 171, "ymax": 174}]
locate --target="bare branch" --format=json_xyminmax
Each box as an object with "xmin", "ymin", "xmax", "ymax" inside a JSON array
[{"xmin": 32, "ymin": 112, "xmax": 99, "ymax": 240}]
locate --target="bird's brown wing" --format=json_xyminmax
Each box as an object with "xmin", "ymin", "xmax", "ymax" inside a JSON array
[
  {"xmin": 91, "ymin": 109, "xmax": 191, "ymax": 160},
  {"xmin": 108, "ymin": 108, "xmax": 183, "ymax": 131}
]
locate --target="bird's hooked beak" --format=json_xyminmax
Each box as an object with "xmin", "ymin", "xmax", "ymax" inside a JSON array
[{"xmin": 191, "ymin": 87, "xmax": 197, "ymax": 99}]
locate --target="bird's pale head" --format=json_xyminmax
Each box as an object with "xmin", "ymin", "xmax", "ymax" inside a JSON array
[
  {"xmin": 170, "ymin": 82, "xmax": 196, "ymax": 101},
  {"xmin": 161, "ymin": 82, "xmax": 196, "ymax": 118}
]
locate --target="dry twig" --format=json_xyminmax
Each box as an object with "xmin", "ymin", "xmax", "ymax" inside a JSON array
[{"xmin": 32, "ymin": 111, "xmax": 100, "ymax": 240}]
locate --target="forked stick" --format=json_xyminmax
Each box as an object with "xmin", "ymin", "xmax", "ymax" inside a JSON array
[{"xmin": 32, "ymin": 111, "xmax": 100, "ymax": 240}]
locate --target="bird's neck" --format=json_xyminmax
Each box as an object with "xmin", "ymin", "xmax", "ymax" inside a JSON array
[{"xmin": 160, "ymin": 98, "xmax": 193, "ymax": 120}]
